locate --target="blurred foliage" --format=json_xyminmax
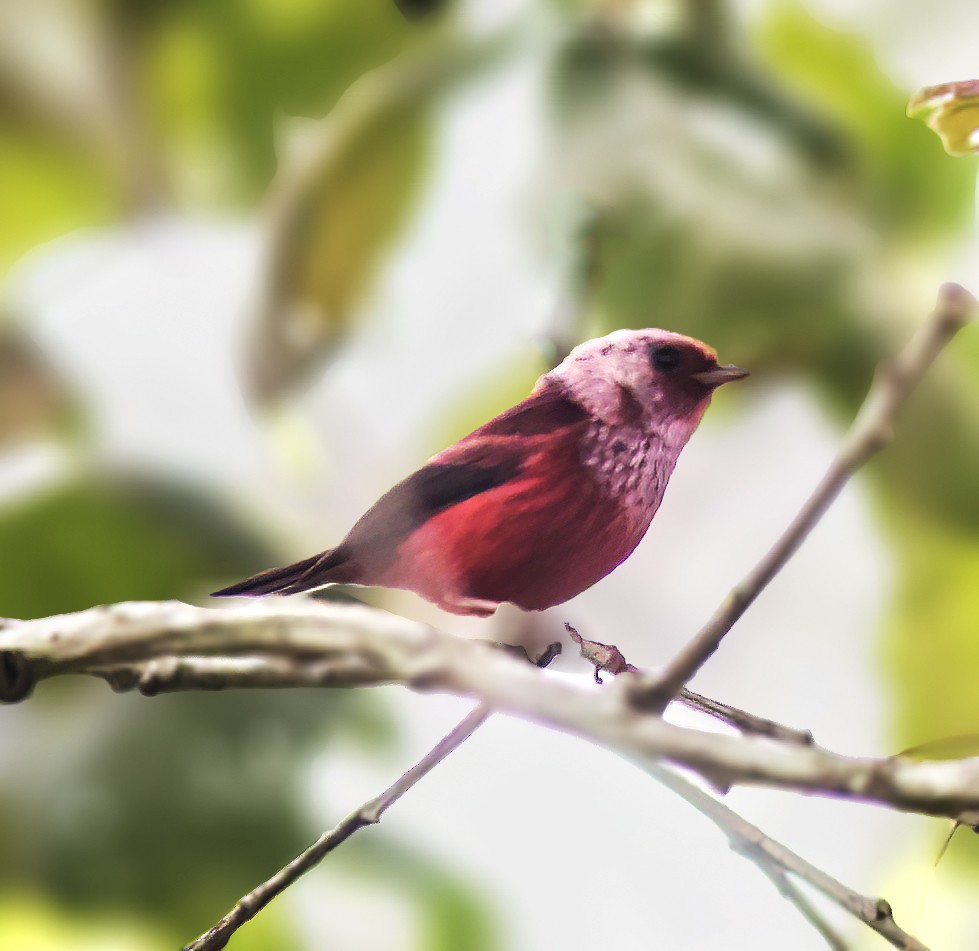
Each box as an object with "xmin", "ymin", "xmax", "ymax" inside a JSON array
[
  {"xmin": 547, "ymin": 3, "xmax": 974, "ymax": 371},
  {"xmin": 3, "ymin": 0, "xmax": 979, "ymax": 945},
  {"xmin": 756, "ymin": 4, "xmax": 975, "ymax": 243},
  {"xmin": 0, "ymin": 0, "xmax": 429, "ymax": 277},
  {"xmin": 0, "ymin": 475, "xmax": 272, "ymax": 619},
  {"xmin": 248, "ymin": 49, "xmax": 440, "ymax": 402},
  {"xmin": 0, "ymin": 322, "xmax": 76, "ymax": 449},
  {"xmin": 137, "ymin": 0, "xmax": 431, "ymax": 202},
  {"xmin": 0, "ymin": 128, "xmax": 121, "ymax": 279},
  {"xmin": 0, "ymin": 891, "xmax": 171, "ymax": 951},
  {"xmin": 246, "ymin": 31, "xmax": 512, "ymax": 402},
  {"xmin": 0, "ymin": 680, "xmax": 394, "ymax": 946},
  {"xmin": 885, "ymin": 520, "xmax": 979, "ymax": 745},
  {"xmin": 340, "ymin": 837, "xmax": 499, "ymax": 951},
  {"xmin": 909, "ymin": 79, "xmax": 979, "ymax": 157},
  {"xmin": 394, "ymin": 0, "xmax": 454, "ymax": 22}
]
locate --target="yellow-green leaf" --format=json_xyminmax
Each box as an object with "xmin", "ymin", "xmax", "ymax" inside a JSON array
[
  {"xmin": 908, "ymin": 80, "xmax": 979, "ymax": 156},
  {"xmin": 247, "ymin": 38, "xmax": 506, "ymax": 402},
  {"xmin": 897, "ymin": 734, "xmax": 979, "ymax": 762}
]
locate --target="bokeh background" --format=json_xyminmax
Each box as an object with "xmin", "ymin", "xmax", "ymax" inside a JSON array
[{"xmin": 1, "ymin": 0, "xmax": 979, "ymax": 948}]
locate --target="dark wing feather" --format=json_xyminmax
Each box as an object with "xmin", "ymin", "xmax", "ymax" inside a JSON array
[
  {"xmin": 409, "ymin": 458, "xmax": 523, "ymax": 519},
  {"xmin": 468, "ymin": 381, "xmax": 590, "ymax": 437},
  {"xmin": 347, "ymin": 384, "xmax": 590, "ymax": 545}
]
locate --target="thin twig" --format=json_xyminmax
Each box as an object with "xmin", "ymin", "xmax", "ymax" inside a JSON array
[
  {"xmin": 183, "ymin": 643, "xmax": 560, "ymax": 951},
  {"xmin": 184, "ymin": 705, "xmax": 490, "ymax": 951},
  {"xmin": 566, "ymin": 622, "xmax": 814, "ymax": 745},
  {"xmin": 677, "ymin": 688, "xmax": 814, "ymax": 746},
  {"xmin": 632, "ymin": 282, "xmax": 975, "ymax": 710},
  {"xmin": 772, "ymin": 876, "xmax": 849, "ymax": 951},
  {"xmin": 649, "ymin": 764, "xmax": 928, "ymax": 951}
]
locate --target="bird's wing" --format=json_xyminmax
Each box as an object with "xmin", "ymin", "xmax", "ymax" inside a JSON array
[
  {"xmin": 410, "ymin": 385, "xmax": 590, "ymax": 512},
  {"xmin": 346, "ymin": 387, "xmax": 590, "ymax": 549}
]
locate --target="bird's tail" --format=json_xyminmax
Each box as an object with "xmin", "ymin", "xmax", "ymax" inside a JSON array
[{"xmin": 211, "ymin": 546, "xmax": 350, "ymax": 598}]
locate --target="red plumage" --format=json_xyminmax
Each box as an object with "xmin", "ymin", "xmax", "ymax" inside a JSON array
[{"xmin": 213, "ymin": 329, "xmax": 747, "ymax": 615}]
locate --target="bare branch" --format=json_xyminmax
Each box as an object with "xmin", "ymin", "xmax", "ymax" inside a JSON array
[
  {"xmin": 649, "ymin": 765, "xmax": 928, "ymax": 950},
  {"xmin": 770, "ymin": 877, "xmax": 850, "ymax": 951},
  {"xmin": 633, "ymin": 282, "xmax": 976, "ymax": 710},
  {"xmin": 183, "ymin": 641, "xmax": 559, "ymax": 950},
  {"xmin": 4, "ymin": 598, "xmax": 979, "ymax": 818},
  {"xmin": 676, "ymin": 688, "xmax": 814, "ymax": 747},
  {"xmin": 566, "ymin": 623, "xmax": 814, "ymax": 745},
  {"xmin": 184, "ymin": 704, "xmax": 490, "ymax": 951}
]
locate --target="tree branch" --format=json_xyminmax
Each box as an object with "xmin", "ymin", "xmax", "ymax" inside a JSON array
[
  {"xmin": 678, "ymin": 687, "xmax": 814, "ymax": 746},
  {"xmin": 184, "ymin": 703, "xmax": 491, "ymax": 950},
  {"xmin": 566, "ymin": 623, "xmax": 815, "ymax": 745},
  {"xmin": 649, "ymin": 764, "xmax": 927, "ymax": 950},
  {"xmin": 4, "ymin": 598, "xmax": 979, "ymax": 818},
  {"xmin": 566, "ymin": 618, "xmax": 903, "ymax": 944},
  {"xmin": 631, "ymin": 282, "xmax": 975, "ymax": 710},
  {"xmin": 184, "ymin": 640, "xmax": 560, "ymax": 951}
]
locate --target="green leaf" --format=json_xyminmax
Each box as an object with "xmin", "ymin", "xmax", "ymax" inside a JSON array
[
  {"xmin": 897, "ymin": 734, "xmax": 979, "ymax": 761},
  {"xmin": 247, "ymin": 36, "xmax": 508, "ymax": 401},
  {"xmin": 909, "ymin": 80, "xmax": 979, "ymax": 156},
  {"xmin": 247, "ymin": 59, "xmax": 432, "ymax": 400}
]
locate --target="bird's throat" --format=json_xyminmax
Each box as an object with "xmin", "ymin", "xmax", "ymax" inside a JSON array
[{"xmin": 580, "ymin": 418, "xmax": 684, "ymax": 528}]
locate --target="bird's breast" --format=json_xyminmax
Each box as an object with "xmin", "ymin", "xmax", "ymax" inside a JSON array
[{"xmin": 579, "ymin": 419, "xmax": 678, "ymax": 529}]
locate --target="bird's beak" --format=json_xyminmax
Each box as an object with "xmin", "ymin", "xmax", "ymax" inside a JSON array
[{"xmin": 692, "ymin": 364, "xmax": 750, "ymax": 388}]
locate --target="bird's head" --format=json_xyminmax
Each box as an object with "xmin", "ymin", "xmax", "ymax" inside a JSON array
[{"xmin": 544, "ymin": 328, "xmax": 748, "ymax": 441}]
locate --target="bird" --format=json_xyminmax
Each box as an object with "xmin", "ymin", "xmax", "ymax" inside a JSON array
[{"xmin": 212, "ymin": 329, "xmax": 747, "ymax": 616}]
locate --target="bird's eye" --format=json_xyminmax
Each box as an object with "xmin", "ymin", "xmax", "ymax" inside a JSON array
[{"xmin": 651, "ymin": 345, "xmax": 681, "ymax": 372}]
